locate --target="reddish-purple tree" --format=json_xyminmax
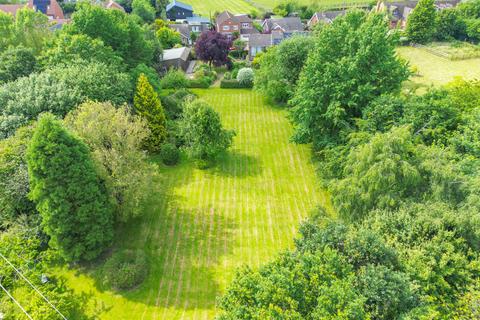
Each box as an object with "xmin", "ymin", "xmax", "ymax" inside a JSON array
[{"xmin": 195, "ymin": 30, "xmax": 231, "ymax": 66}]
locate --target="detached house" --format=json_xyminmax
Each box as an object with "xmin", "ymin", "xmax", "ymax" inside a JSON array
[
  {"xmin": 262, "ymin": 17, "xmax": 304, "ymax": 36},
  {"xmin": 216, "ymin": 11, "xmax": 259, "ymax": 40},
  {"xmin": 166, "ymin": 0, "xmax": 193, "ymax": 21},
  {"xmin": 247, "ymin": 33, "xmax": 284, "ymax": 59},
  {"xmin": 0, "ymin": 0, "xmax": 64, "ymax": 19},
  {"xmin": 169, "ymin": 16, "xmax": 210, "ymax": 45},
  {"xmin": 308, "ymin": 10, "xmax": 346, "ymax": 27}
]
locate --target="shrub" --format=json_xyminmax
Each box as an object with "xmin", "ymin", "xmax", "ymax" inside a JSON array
[
  {"xmin": 102, "ymin": 249, "xmax": 148, "ymax": 290},
  {"xmin": 160, "ymin": 88, "xmax": 196, "ymax": 119},
  {"xmin": 160, "ymin": 143, "xmax": 180, "ymax": 165},
  {"xmin": 236, "ymin": 67, "xmax": 254, "ymax": 87},
  {"xmin": 188, "ymin": 78, "xmax": 211, "ymax": 88},
  {"xmin": 223, "ymin": 71, "xmax": 232, "ymax": 80},
  {"xmin": 220, "ymin": 79, "xmax": 250, "ymax": 88},
  {"xmin": 160, "ymin": 68, "xmax": 188, "ymax": 89}
]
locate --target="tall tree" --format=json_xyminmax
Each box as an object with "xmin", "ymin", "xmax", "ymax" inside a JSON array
[
  {"xmin": 66, "ymin": 2, "xmax": 155, "ymax": 66},
  {"xmin": 0, "ymin": 46, "xmax": 36, "ymax": 84},
  {"xmin": 179, "ymin": 99, "xmax": 235, "ymax": 164},
  {"xmin": 132, "ymin": 0, "xmax": 156, "ymax": 23},
  {"xmin": 26, "ymin": 114, "xmax": 113, "ymax": 261},
  {"xmin": 290, "ymin": 11, "xmax": 409, "ymax": 149},
  {"xmin": 65, "ymin": 102, "xmax": 154, "ymax": 222},
  {"xmin": 254, "ymin": 35, "xmax": 315, "ymax": 103},
  {"xmin": 195, "ymin": 30, "xmax": 231, "ymax": 66},
  {"xmin": 406, "ymin": 0, "xmax": 437, "ymax": 43},
  {"xmin": 134, "ymin": 73, "xmax": 167, "ymax": 152}
]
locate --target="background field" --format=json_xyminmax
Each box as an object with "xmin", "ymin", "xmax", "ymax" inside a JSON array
[
  {"xmin": 59, "ymin": 89, "xmax": 330, "ymax": 319},
  {"xmin": 398, "ymin": 46, "xmax": 480, "ymax": 87},
  {"xmin": 182, "ymin": 0, "xmax": 371, "ymax": 16}
]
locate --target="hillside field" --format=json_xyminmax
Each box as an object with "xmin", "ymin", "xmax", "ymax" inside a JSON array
[
  {"xmin": 58, "ymin": 89, "xmax": 331, "ymax": 319},
  {"xmin": 181, "ymin": 0, "xmax": 371, "ymax": 16}
]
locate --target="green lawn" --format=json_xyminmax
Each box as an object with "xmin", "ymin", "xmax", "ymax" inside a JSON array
[
  {"xmin": 398, "ymin": 46, "xmax": 480, "ymax": 87},
  {"xmin": 59, "ymin": 89, "xmax": 330, "ymax": 319}
]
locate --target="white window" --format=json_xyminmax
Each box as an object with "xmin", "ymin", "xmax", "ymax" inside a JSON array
[
  {"xmin": 192, "ymin": 26, "xmax": 200, "ymax": 32},
  {"xmin": 241, "ymin": 23, "xmax": 250, "ymax": 28},
  {"xmin": 223, "ymin": 25, "xmax": 229, "ymax": 31},
  {"xmin": 233, "ymin": 25, "xmax": 238, "ymax": 30}
]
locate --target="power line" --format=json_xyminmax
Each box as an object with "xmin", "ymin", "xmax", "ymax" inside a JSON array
[
  {"xmin": 0, "ymin": 280, "xmax": 34, "ymax": 320},
  {"xmin": 0, "ymin": 252, "xmax": 68, "ymax": 320}
]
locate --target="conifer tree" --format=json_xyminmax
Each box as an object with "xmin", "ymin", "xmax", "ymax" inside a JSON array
[
  {"xmin": 134, "ymin": 73, "xmax": 167, "ymax": 152},
  {"xmin": 26, "ymin": 113, "xmax": 113, "ymax": 261}
]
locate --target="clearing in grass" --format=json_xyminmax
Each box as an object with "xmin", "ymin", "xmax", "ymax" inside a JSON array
[{"xmin": 58, "ymin": 89, "xmax": 331, "ymax": 319}]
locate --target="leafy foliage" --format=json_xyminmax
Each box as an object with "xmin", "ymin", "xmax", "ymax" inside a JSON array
[
  {"xmin": 406, "ymin": 0, "xmax": 437, "ymax": 43},
  {"xmin": 65, "ymin": 102, "xmax": 154, "ymax": 222},
  {"xmin": 160, "ymin": 68, "xmax": 188, "ymax": 89},
  {"xmin": 236, "ymin": 67, "xmax": 254, "ymax": 87},
  {"xmin": 160, "ymin": 142, "xmax": 180, "ymax": 165},
  {"xmin": 195, "ymin": 30, "xmax": 231, "ymax": 66},
  {"xmin": 0, "ymin": 125, "xmax": 36, "ymax": 227},
  {"xmin": 290, "ymin": 11, "xmax": 409, "ymax": 149},
  {"xmin": 156, "ymin": 27, "xmax": 182, "ymax": 49},
  {"xmin": 179, "ymin": 99, "xmax": 235, "ymax": 164},
  {"xmin": 132, "ymin": 0, "xmax": 156, "ymax": 23},
  {"xmin": 0, "ymin": 46, "xmax": 36, "ymax": 84},
  {"xmin": 134, "ymin": 73, "xmax": 167, "ymax": 152},
  {"xmin": 0, "ymin": 61, "xmax": 131, "ymax": 138},
  {"xmin": 0, "ymin": 226, "xmax": 90, "ymax": 319},
  {"xmin": 102, "ymin": 249, "xmax": 148, "ymax": 290},
  {"xmin": 40, "ymin": 33, "xmax": 124, "ymax": 68},
  {"xmin": 65, "ymin": 2, "xmax": 155, "ymax": 66},
  {"xmin": 254, "ymin": 35, "xmax": 315, "ymax": 103},
  {"xmin": 27, "ymin": 114, "xmax": 113, "ymax": 261}
]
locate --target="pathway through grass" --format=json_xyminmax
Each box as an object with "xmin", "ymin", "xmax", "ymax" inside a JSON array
[{"xmin": 60, "ymin": 89, "xmax": 329, "ymax": 319}]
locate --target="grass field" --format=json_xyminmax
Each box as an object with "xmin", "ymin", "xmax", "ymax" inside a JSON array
[
  {"xmin": 181, "ymin": 0, "xmax": 256, "ymax": 16},
  {"xmin": 59, "ymin": 89, "xmax": 330, "ymax": 319},
  {"xmin": 180, "ymin": 0, "xmax": 371, "ymax": 16},
  {"xmin": 398, "ymin": 46, "xmax": 480, "ymax": 87}
]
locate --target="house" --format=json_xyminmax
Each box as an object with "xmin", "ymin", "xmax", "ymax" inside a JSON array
[
  {"xmin": 0, "ymin": 0, "xmax": 64, "ymax": 19},
  {"xmin": 308, "ymin": 10, "xmax": 346, "ymax": 27},
  {"xmin": 104, "ymin": 0, "xmax": 125, "ymax": 12},
  {"xmin": 169, "ymin": 16, "xmax": 210, "ymax": 45},
  {"xmin": 166, "ymin": 0, "xmax": 193, "ymax": 21},
  {"xmin": 161, "ymin": 46, "xmax": 191, "ymax": 71},
  {"xmin": 216, "ymin": 11, "xmax": 258, "ymax": 40},
  {"xmin": 185, "ymin": 16, "xmax": 210, "ymax": 33},
  {"xmin": 375, "ymin": 0, "xmax": 461, "ymax": 28},
  {"xmin": 169, "ymin": 24, "xmax": 191, "ymax": 45},
  {"xmin": 247, "ymin": 33, "xmax": 284, "ymax": 59},
  {"xmin": 262, "ymin": 17, "xmax": 304, "ymax": 35}
]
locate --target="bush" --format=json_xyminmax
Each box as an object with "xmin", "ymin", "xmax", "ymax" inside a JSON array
[
  {"xmin": 223, "ymin": 71, "xmax": 232, "ymax": 80},
  {"xmin": 160, "ymin": 68, "xmax": 188, "ymax": 89},
  {"xmin": 236, "ymin": 67, "xmax": 254, "ymax": 87},
  {"xmin": 220, "ymin": 79, "xmax": 250, "ymax": 88},
  {"xmin": 102, "ymin": 249, "xmax": 148, "ymax": 290},
  {"xmin": 188, "ymin": 78, "xmax": 211, "ymax": 88},
  {"xmin": 160, "ymin": 89, "xmax": 196, "ymax": 119},
  {"xmin": 160, "ymin": 143, "xmax": 180, "ymax": 165}
]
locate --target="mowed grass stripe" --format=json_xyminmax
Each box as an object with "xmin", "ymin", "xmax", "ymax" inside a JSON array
[{"xmin": 59, "ymin": 88, "xmax": 329, "ymax": 319}]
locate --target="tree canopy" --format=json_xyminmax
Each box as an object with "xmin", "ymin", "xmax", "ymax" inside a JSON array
[{"xmin": 27, "ymin": 114, "xmax": 113, "ymax": 261}]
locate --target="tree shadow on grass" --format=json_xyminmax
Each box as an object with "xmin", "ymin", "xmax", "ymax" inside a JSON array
[
  {"xmin": 210, "ymin": 150, "xmax": 263, "ymax": 178},
  {"xmin": 71, "ymin": 157, "xmax": 238, "ymax": 311}
]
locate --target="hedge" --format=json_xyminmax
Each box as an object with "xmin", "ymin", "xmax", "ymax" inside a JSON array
[
  {"xmin": 188, "ymin": 78, "xmax": 211, "ymax": 88},
  {"xmin": 220, "ymin": 79, "xmax": 252, "ymax": 89}
]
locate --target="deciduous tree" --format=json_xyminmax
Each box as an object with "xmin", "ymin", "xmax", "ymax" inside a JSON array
[
  {"xmin": 406, "ymin": 0, "xmax": 437, "ymax": 43},
  {"xmin": 195, "ymin": 30, "xmax": 231, "ymax": 66}
]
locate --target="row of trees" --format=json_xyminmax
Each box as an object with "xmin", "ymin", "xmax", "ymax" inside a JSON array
[
  {"xmin": 406, "ymin": 0, "xmax": 480, "ymax": 43},
  {"xmin": 219, "ymin": 9, "xmax": 480, "ymax": 319},
  {"xmin": 0, "ymin": 2, "xmax": 231, "ymax": 315}
]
